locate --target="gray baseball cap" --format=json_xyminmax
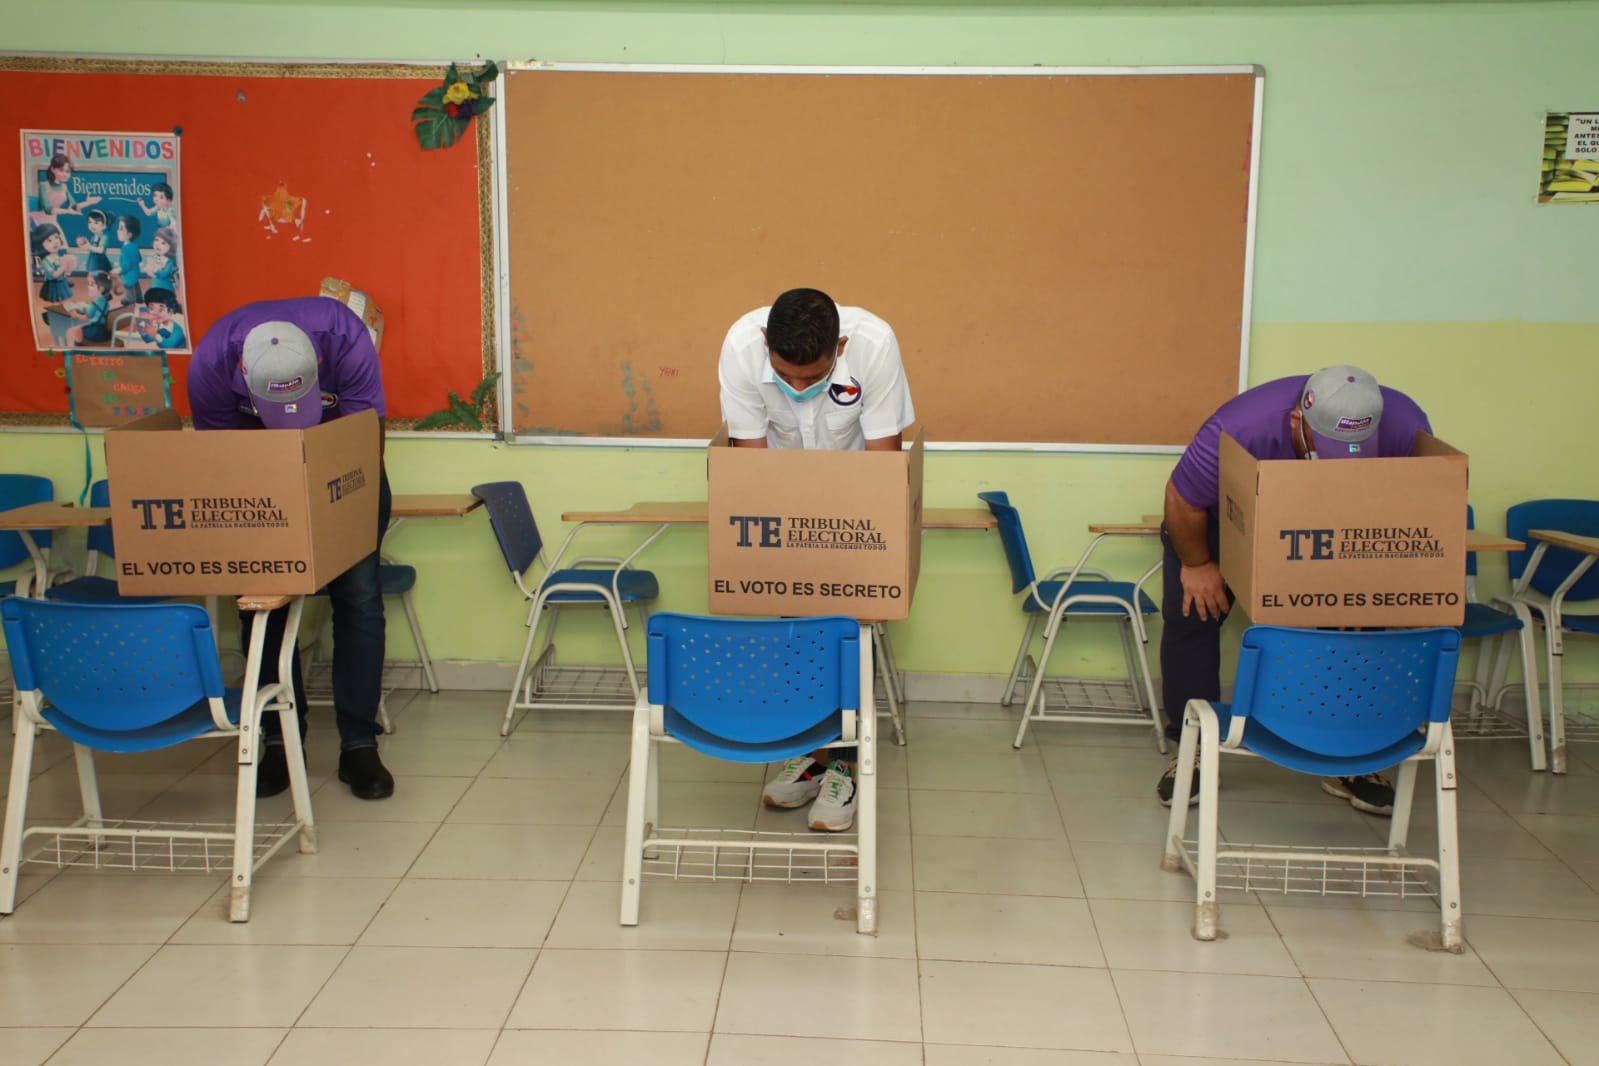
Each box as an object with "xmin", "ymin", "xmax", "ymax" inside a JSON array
[
  {"xmin": 1298, "ymin": 365, "xmax": 1384, "ymax": 459},
  {"xmin": 241, "ymin": 321, "xmax": 321, "ymax": 429}
]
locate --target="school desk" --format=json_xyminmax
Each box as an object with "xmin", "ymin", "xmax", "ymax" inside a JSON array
[
  {"xmin": 1519, "ymin": 529, "xmax": 1599, "ymax": 772},
  {"xmin": 555, "ymin": 502, "xmax": 997, "ymax": 746}
]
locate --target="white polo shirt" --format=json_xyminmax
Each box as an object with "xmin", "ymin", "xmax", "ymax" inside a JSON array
[{"xmin": 717, "ymin": 305, "xmax": 916, "ymax": 450}]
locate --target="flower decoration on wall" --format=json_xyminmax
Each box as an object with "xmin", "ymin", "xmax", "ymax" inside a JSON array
[{"xmin": 413, "ymin": 61, "xmax": 499, "ymax": 150}]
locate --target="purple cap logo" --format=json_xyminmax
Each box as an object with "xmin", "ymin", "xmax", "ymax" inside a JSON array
[{"xmin": 266, "ymin": 376, "xmax": 305, "ymax": 394}]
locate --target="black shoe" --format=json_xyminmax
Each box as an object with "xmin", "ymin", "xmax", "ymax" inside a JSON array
[
  {"xmin": 1321, "ymin": 773, "xmax": 1395, "ymax": 816},
  {"xmin": 1157, "ymin": 755, "xmax": 1200, "ymax": 808},
  {"xmin": 338, "ymin": 747, "xmax": 394, "ymax": 801},
  {"xmin": 255, "ymin": 745, "xmax": 291, "ymax": 798}
]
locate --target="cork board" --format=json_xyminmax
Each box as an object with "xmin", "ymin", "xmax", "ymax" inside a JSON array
[{"xmin": 503, "ymin": 65, "xmax": 1260, "ymax": 446}]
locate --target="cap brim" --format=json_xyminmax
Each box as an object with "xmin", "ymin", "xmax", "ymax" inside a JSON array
[
  {"xmin": 1308, "ymin": 428, "xmax": 1378, "ymax": 459},
  {"xmin": 255, "ymin": 398, "xmax": 322, "ymax": 430}
]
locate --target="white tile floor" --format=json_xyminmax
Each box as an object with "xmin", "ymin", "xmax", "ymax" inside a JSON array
[{"xmin": 2, "ymin": 690, "xmax": 1598, "ymax": 1064}]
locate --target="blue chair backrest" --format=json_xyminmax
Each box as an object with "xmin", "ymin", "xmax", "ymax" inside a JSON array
[
  {"xmin": 1, "ymin": 598, "xmax": 225, "ymax": 744},
  {"xmin": 1505, "ymin": 499, "xmax": 1599, "ymax": 602},
  {"xmin": 0, "ymin": 474, "xmax": 54, "ymax": 569},
  {"xmin": 1231, "ymin": 625, "xmax": 1460, "ymax": 757},
  {"xmin": 647, "ymin": 613, "xmax": 861, "ymax": 761},
  {"xmin": 87, "ymin": 479, "xmax": 115, "ymax": 557},
  {"xmin": 978, "ymin": 491, "xmax": 1037, "ymax": 594},
  {"xmin": 472, "ymin": 481, "xmax": 544, "ymax": 576},
  {"xmin": 1465, "ymin": 505, "xmax": 1478, "ymax": 578}
]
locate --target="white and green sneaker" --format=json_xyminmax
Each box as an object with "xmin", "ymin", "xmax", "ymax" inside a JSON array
[
  {"xmin": 807, "ymin": 760, "xmax": 857, "ymax": 832},
  {"xmin": 762, "ymin": 756, "xmax": 825, "ymax": 809}
]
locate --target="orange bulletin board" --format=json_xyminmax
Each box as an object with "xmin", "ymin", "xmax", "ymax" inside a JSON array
[
  {"xmin": 0, "ymin": 58, "xmax": 492, "ymax": 426},
  {"xmin": 504, "ymin": 65, "xmax": 1261, "ymax": 447}
]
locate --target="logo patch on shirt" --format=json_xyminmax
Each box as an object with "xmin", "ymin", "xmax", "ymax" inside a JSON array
[
  {"xmin": 321, "ymin": 391, "xmax": 338, "ymax": 409},
  {"xmin": 828, "ymin": 377, "xmax": 862, "ymax": 407}
]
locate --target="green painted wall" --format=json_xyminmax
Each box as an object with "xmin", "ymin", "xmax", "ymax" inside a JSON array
[{"xmin": 6, "ymin": 2, "xmax": 1596, "ymax": 683}]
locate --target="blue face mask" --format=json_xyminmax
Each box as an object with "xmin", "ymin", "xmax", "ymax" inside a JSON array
[{"xmin": 775, "ymin": 376, "xmax": 830, "ymax": 404}]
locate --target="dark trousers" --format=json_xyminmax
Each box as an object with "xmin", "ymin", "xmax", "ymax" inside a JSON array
[
  {"xmin": 252, "ymin": 470, "xmax": 392, "ymax": 751},
  {"xmin": 1159, "ymin": 512, "xmax": 1234, "ymax": 743}
]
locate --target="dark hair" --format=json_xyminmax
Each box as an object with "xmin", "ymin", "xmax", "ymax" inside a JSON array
[
  {"xmin": 88, "ymin": 271, "xmax": 113, "ymax": 296},
  {"xmin": 86, "ymin": 208, "xmax": 109, "ymax": 228},
  {"xmin": 151, "ymin": 181, "xmax": 174, "ymax": 200},
  {"xmin": 30, "ymin": 223, "xmax": 64, "ymax": 256},
  {"xmin": 765, "ymin": 288, "xmax": 840, "ymax": 365},
  {"xmin": 144, "ymin": 289, "xmax": 181, "ymax": 313},
  {"xmin": 117, "ymin": 214, "xmax": 141, "ymax": 239},
  {"xmin": 46, "ymin": 153, "xmax": 70, "ymax": 180}
]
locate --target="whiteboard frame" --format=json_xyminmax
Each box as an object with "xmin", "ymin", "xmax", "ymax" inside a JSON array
[{"xmin": 499, "ymin": 61, "xmax": 1264, "ymax": 454}]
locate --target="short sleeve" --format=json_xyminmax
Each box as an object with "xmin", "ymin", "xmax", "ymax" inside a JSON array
[
  {"xmin": 718, "ymin": 325, "xmax": 769, "ymax": 440},
  {"xmin": 857, "ymin": 327, "xmax": 915, "ymax": 440}
]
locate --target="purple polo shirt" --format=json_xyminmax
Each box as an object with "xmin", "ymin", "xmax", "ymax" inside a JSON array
[
  {"xmin": 187, "ymin": 297, "xmax": 385, "ymax": 429},
  {"xmin": 1169, "ymin": 375, "xmax": 1433, "ymax": 511}
]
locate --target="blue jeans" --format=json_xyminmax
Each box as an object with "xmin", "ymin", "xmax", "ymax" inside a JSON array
[
  {"xmin": 1159, "ymin": 514, "xmax": 1234, "ymax": 744},
  {"xmin": 254, "ymin": 470, "xmax": 392, "ymax": 751}
]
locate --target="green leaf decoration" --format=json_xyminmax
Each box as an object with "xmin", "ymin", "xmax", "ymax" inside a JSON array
[
  {"xmin": 412, "ymin": 372, "xmax": 499, "ymax": 431},
  {"xmin": 469, "ymin": 371, "xmax": 502, "ymax": 408},
  {"xmin": 413, "ymin": 60, "xmax": 500, "ymax": 151}
]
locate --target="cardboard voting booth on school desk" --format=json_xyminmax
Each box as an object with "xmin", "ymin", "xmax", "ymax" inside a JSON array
[
  {"xmin": 103, "ymin": 409, "xmax": 381, "ymax": 596},
  {"xmin": 707, "ymin": 427, "xmax": 924, "ymax": 620},
  {"xmin": 1217, "ymin": 431, "xmax": 1468, "ymax": 627}
]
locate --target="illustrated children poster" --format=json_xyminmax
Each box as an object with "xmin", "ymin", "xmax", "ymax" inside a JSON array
[{"xmin": 20, "ymin": 129, "xmax": 190, "ymax": 352}]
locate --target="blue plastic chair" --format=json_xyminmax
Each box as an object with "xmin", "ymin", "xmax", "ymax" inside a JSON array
[
  {"xmin": 1161, "ymin": 626, "xmax": 1464, "ymax": 951},
  {"xmin": 0, "ymin": 474, "xmax": 54, "ymax": 596},
  {"xmin": 0, "ymin": 597, "xmax": 317, "ymax": 922},
  {"xmin": 472, "ymin": 481, "xmax": 659, "ymax": 736},
  {"xmin": 979, "ymin": 491, "xmax": 1163, "ymax": 751},
  {"xmin": 1452, "ymin": 506, "xmax": 1545, "ymax": 769},
  {"xmin": 1505, "ymin": 499, "xmax": 1599, "ymax": 773},
  {"xmin": 44, "ymin": 480, "xmax": 167, "ymax": 605},
  {"xmin": 620, "ymin": 613, "xmax": 878, "ymax": 933}
]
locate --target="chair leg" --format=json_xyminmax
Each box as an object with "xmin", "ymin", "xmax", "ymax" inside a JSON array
[
  {"xmin": 1000, "ymin": 616, "xmax": 1039, "ymax": 708},
  {"xmin": 1388, "ymin": 760, "xmax": 1419, "ymax": 852},
  {"xmin": 280, "ymin": 702, "xmax": 318, "ymax": 856},
  {"xmin": 399, "ymin": 589, "xmax": 440, "ymax": 694},
  {"xmin": 502, "ymin": 600, "xmax": 546, "ymax": 737},
  {"xmin": 872, "ymin": 623, "xmax": 906, "ymax": 747},
  {"xmin": 620, "ymin": 700, "xmax": 653, "ymax": 927},
  {"xmin": 1161, "ymin": 704, "xmax": 1200, "ymax": 874},
  {"xmin": 1126, "ymin": 612, "xmax": 1168, "ymax": 755},
  {"xmin": 73, "ymin": 745, "xmax": 104, "ymax": 827},
  {"xmin": 607, "ymin": 598, "xmax": 645, "ymax": 702},
  {"xmin": 856, "ymin": 625, "xmax": 878, "ymax": 936},
  {"xmin": 1546, "ymin": 620, "xmax": 1568, "ymax": 774},
  {"xmin": 1192, "ymin": 707, "xmax": 1221, "ymax": 941},
  {"xmin": 228, "ymin": 733, "xmax": 260, "ymax": 923},
  {"xmin": 0, "ymin": 713, "xmax": 38, "ymax": 914},
  {"xmin": 1013, "ymin": 614, "xmax": 1062, "ymax": 750},
  {"xmin": 1515, "ymin": 620, "xmax": 1547, "ymax": 772},
  {"xmin": 1434, "ymin": 730, "xmax": 1464, "ymax": 953}
]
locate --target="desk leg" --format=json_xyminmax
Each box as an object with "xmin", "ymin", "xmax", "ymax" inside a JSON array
[{"xmin": 856, "ymin": 623, "xmax": 879, "ymax": 936}]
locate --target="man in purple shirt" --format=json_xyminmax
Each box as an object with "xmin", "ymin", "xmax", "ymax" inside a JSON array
[
  {"xmin": 188, "ymin": 297, "xmax": 395, "ymax": 801},
  {"xmin": 1158, "ymin": 366, "xmax": 1433, "ymax": 815}
]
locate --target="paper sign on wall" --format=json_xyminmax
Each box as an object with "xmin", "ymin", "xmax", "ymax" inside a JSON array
[
  {"xmin": 66, "ymin": 350, "xmax": 170, "ymax": 427},
  {"xmin": 1540, "ymin": 112, "xmax": 1599, "ymax": 204}
]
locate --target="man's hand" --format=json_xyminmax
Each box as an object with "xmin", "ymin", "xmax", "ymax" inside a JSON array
[{"xmin": 1180, "ymin": 560, "xmax": 1230, "ymax": 621}]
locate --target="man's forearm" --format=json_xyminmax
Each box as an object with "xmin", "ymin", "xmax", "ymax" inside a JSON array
[{"xmin": 1164, "ymin": 480, "xmax": 1213, "ymax": 568}]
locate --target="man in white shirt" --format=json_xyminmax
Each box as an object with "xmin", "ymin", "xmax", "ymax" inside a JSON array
[
  {"xmin": 718, "ymin": 288, "xmax": 916, "ymax": 830},
  {"xmin": 719, "ymin": 287, "xmax": 915, "ymax": 453}
]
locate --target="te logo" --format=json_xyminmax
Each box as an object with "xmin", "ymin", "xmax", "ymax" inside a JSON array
[
  {"xmin": 728, "ymin": 515, "xmax": 782, "ymax": 548},
  {"xmin": 130, "ymin": 498, "xmax": 185, "ymax": 530},
  {"xmin": 1280, "ymin": 528, "xmax": 1334, "ymax": 561}
]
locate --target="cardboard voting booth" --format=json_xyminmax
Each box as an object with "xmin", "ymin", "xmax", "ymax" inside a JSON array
[
  {"xmin": 104, "ymin": 409, "xmax": 381, "ymax": 596},
  {"xmin": 707, "ymin": 427, "xmax": 924, "ymax": 619},
  {"xmin": 1218, "ymin": 431, "xmax": 1469, "ymax": 627}
]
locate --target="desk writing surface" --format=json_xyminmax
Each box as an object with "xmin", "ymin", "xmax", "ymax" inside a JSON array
[
  {"xmin": 390, "ymin": 494, "xmax": 483, "ymax": 518},
  {"xmin": 558, "ymin": 502, "xmax": 996, "ymax": 530},
  {"xmin": 0, "ymin": 503, "xmax": 112, "ymax": 528},
  {"xmin": 1128, "ymin": 516, "xmax": 1523, "ymax": 552},
  {"xmin": 1529, "ymin": 529, "xmax": 1599, "ymax": 556}
]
